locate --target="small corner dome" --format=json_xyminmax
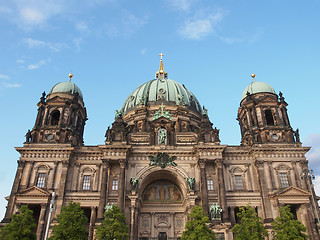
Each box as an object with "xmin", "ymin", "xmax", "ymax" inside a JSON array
[
  {"xmin": 241, "ymin": 81, "xmax": 276, "ymax": 101},
  {"xmin": 49, "ymin": 81, "xmax": 83, "ymax": 99}
]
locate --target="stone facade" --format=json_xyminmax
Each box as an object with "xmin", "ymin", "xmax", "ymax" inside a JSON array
[{"xmin": 1, "ymin": 65, "xmax": 320, "ymax": 240}]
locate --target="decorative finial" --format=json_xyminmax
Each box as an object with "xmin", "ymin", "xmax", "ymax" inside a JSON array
[
  {"xmin": 251, "ymin": 73, "xmax": 256, "ymax": 82},
  {"xmin": 69, "ymin": 73, "xmax": 73, "ymax": 82},
  {"xmin": 156, "ymin": 53, "xmax": 167, "ymax": 79},
  {"xmin": 159, "ymin": 53, "xmax": 164, "ymax": 62}
]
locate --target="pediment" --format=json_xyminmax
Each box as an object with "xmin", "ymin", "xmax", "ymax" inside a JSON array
[
  {"xmin": 46, "ymin": 95, "xmax": 68, "ymax": 103},
  {"xmin": 152, "ymin": 116, "xmax": 172, "ymax": 122},
  {"xmin": 271, "ymin": 186, "xmax": 311, "ymax": 199},
  {"xmin": 17, "ymin": 186, "xmax": 51, "ymax": 197}
]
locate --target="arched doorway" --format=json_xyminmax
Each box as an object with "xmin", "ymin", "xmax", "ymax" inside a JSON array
[
  {"xmin": 136, "ymin": 166, "xmax": 192, "ymax": 239},
  {"xmin": 138, "ymin": 180, "xmax": 185, "ymax": 239}
]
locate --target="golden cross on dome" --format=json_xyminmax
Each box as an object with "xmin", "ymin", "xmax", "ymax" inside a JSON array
[{"xmin": 159, "ymin": 53, "xmax": 164, "ymax": 62}]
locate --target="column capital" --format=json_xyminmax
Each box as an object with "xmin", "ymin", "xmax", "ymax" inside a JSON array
[
  {"xmin": 17, "ymin": 160, "xmax": 26, "ymax": 167},
  {"xmin": 198, "ymin": 159, "xmax": 206, "ymax": 168},
  {"xmin": 255, "ymin": 160, "xmax": 264, "ymax": 169},
  {"xmin": 119, "ymin": 159, "xmax": 127, "ymax": 168},
  {"xmin": 102, "ymin": 159, "xmax": 110, "ymax": 166}
]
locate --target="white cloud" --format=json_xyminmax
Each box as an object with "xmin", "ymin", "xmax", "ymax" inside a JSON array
[
  {"xmin": 179, "ymin": 12, "xmax": 223, "ymax": 40},
  {"xmin": 73, "ymin": 37, "xmax": 83, "ymax": 52},
  {"xmin": 141, "ymin": 49, "xmax": 147, "ymax": 55},
  {"xmin": 14, "ymin": 0, "xmax": 64, "ymax": 29},
  {"xmin": 167, "ymin": 0, "xmax": 195, "ymax": 11},
  {"xmin": 23, "ymin": 38, "xmax": 68, "ymax": 52},
  {"xmin": 0, "ymin": 74, "xmax": 9, "ymax": 80},
  {"xmin": 75, "ymin": 22, "xmax": 89, "ymax": 32},
  {"xmin": 27, "ymin": 59, "xmax": 46, "ymax": 70},
  {"xmin": 17, "ymin": 59, "xmax": 25, "ymax": 64},
  {"xmin": 305, "ymin": 134, "xmax": 320, "ymax": 174},
  {"xmin": 2, "ymin": 82, "xmax": 21, "ymax": 88},
  {"xmin": 122, "ymin": 11, "xmax": 148, "ymax": 36},
  {"xmin": 219, "ymin": 36, "xmax": 244, "ymax": 44}
]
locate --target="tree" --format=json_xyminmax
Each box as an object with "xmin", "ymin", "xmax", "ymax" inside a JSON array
[
  {"xmin": 49, "ymin": 201, "xmax": 88, "ymax": 240},
  {"xmin": 272, "ymin": 205, "xmax": 308, "ymax": 240},
  {"xmin": 95, "ymin": 205, "xmax": 129, "ymax": 240},
  {"xmin": 232, "ymin": 205, "xmax": 268, "ymax": 240},
  {"xmin": 0, "ymin": 205, "xmax": 36, "ymax": 240},
  {"xmin": 181, "ymin": 205, "xmax": 216, "ymax": 240}
]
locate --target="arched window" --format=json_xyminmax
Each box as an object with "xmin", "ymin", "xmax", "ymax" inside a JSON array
[
  {"xmin": 265, "ymin": 110, "xmax": 274, "ymax": 126},
  {"xmin": 34, "ymin": 164, "xmax": 51, "ymax": 188},
  {"xmin": 50, "ymin": 110, "xmax": 60, "ymax": 125},
  {"xmin": 79, "ymin": 167, "xmax": 96, "ymax": 191}
]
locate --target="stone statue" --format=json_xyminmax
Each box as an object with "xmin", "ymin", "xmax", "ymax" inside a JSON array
[
  {"xmin": 40, "ymin": 91, "xmax": 46, "ymax": 103},
  {"xmin": 104, "ymin": 203, "xmax": 113, "ymax": 212},
  {"xmin": 202, "ymin": 106, "xmax": 208, "ymax": 116},
  {"xmin": 138, "ymin": 96, "xmax": 145, "ymax": 105},
  {"xmin": 187, "ymin": 177, "xmax": 195, "ymax": 191},
  {"xmin": 115, "ymin": 109, "xmax": 122, "ymax": 119},
  {"xmin": 177, "ymin": 94, "xmax": 184, "ymax": 105},
  {"xmin": 210, "ymin": 203, "xmax": 222, "ymax": 220},
  {"xmin": 158, "ymin": 128, "xmax": 167, "ymax": 145},
  {"xmin": 130, "ymin": 177, "xmax": 139, "ymax": 191},
  {"xmin": 25, "ymin": 129, "xmax": 32, "ymax": 143},
  {"xmin": 105, "ymin": 126, "xmax": 111, "ymax": 141},
  {"xmin": 294, "ymin": 128, "xmax": 300, "ymax": 143}
]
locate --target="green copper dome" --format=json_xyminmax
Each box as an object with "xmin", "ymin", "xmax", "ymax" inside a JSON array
[
  {"xmin": 121, "ymin": 78, "xmax": 202, "ymax": 115},
  {"xmin": 49, "ymin": 81, "xmax": 83, "ymax": 99},
  {"xmin": 241, "ymin": 81, "xmax": 276, "ymax": 101}
]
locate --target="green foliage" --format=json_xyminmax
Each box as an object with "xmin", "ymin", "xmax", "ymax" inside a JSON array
[
  {"xmin": 181, "ymin": 205, "xmax": 216, "ymax": 240},
  {"xmin": 49, "ymin": 201, "xmax": 88, "ymax": 240},
  {"xmin": 272, "ymin": 205, "xmax": 308, "ymax": 240},
  {"xmin": 95, "ymin": 205, "xmax": 129, "ymax": 240},
  {"xmin": 0, "ymin": 205, "xmax": 36, "ymax": 240},
  {"xmin": 232, "ymin": 205, "xmax": 268, "ymax": 240}
]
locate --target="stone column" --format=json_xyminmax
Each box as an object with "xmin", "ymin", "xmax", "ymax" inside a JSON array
[
  {"xmin": 128, "ymin": 195, "xmax": 138, "ymax": 240},
  {"xmin": 291, "ymin": 160, "xmax": 301, "ymax": 188},
  {"xmin": 255, "ymin": 160, "xmax": 273, "ymax": 222},
  {"xmin": 50, "ymin": 161, "xmax": 58, "ymax": 190},
  {"xmin": 217, "ymin": 159, "xmax": 228, "ymax": 221},
  {"xmin": 3, "ymin": 160, "xmax": 25, "ymax": 222},
  {"xmin": 97, "ymin": 159, "xmax": 109, "ymax": 220},
  {"xmin": 300, "ymin": 204, "xmax": 316, "ymax": 240},
  {"xmin": 88, "ymin": 207, "xmax": 97, "ymax": 240},
  {"xmin": 230, "ymin": 206, "xmax": 236, "ymax": 225},
  {"xmin": 53, "ymin": 161, "xmax": 69, "ymax": 218},
  {"xmin": 25, "ymin": 161, "xmax": 35, "ymax": 189},
  {"xmin": 118, "ymin": 159, "xmax": 127, "ymax": 211},
  {"xmin": 198, "ymin": 159, "xmax": 208, "ymax": 214},
  {"xmin": 37, "ymin": 203, "xmax": 47, "ymax": 240}
]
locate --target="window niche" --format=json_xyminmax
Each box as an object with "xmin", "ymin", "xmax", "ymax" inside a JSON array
[
  {"xmin": 229, "ymin": 167, "xmax": 246, "ymax": 191},
  {"xmin": 274, "ymin": 164, "xmax": 292, "ymax": 189},
  {"xmin": 207, "ymin": 179, "xmax": 214, "ymax": 191},
  {"xmin": 35, "ymin": 164, "xmax": 51, "ymax": 188},
  {"xmin": 265, "ymin": 109, "xmax": 275, "ymax": 126},
  {"xmin": 79, "ymin": 167, "xmax": 96, "ymax": 191},
  {"xmin": 157, "ymin": 127, "xmax": 167, "ymax": 145},
  {"xmin": 50, "ymin": 110, "xmax": 61, "ymax": 125}
]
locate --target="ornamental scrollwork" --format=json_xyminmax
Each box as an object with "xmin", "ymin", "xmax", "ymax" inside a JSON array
[{"xmin": 149, "ymin": 152, "xmax": 177, "ymax": 169}]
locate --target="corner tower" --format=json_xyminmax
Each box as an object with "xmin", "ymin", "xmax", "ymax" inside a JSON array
[
  {"xmin": 237, "ymin": 74, "xmax": 297, "ymax": 145},
  {"xmin": 29, "ymin": 74, "xmax": 87, "ymax": 146}
]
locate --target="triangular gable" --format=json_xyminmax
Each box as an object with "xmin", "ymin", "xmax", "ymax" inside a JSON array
[
  {"xmin": 17, "ymin": 186, "xmax": 51, "ymax": 197},
  {"xmin": 271, "ymin": 186, "xmax": 311, "ymax": 199}
]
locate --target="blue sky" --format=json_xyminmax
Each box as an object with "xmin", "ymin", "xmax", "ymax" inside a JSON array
[{"xmin": 0, "ymin": 0, "xmax": 320, "ymax": 219}]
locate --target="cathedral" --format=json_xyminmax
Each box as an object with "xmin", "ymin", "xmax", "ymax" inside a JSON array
[{"xmin": 1, "ymin": 57, "xmax": 320, "ymax": 240}]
